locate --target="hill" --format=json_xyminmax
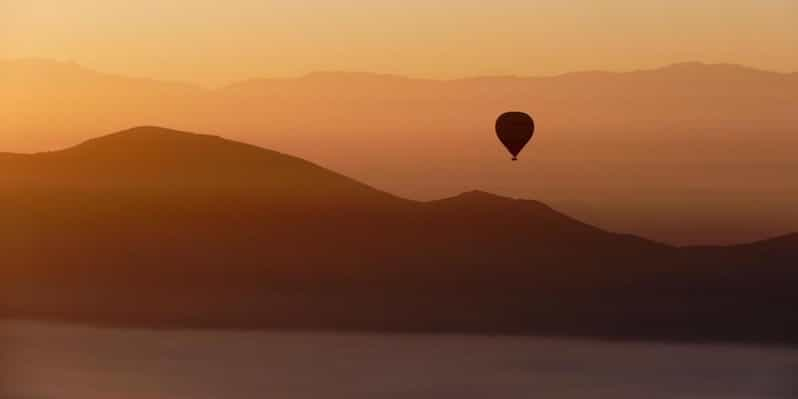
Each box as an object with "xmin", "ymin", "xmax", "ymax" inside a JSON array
[
  {"xmin": 2, "ymin": 60, "xmax": 798, "ymax": 244},
  {"xmin": 2, "ymin": 127, "xmax": 797, "ymax": 344}
]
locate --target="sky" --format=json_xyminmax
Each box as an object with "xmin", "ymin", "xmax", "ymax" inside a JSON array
[{"xmin": 2, "ymin": 0, "xmax": 796, "ymax": 85}]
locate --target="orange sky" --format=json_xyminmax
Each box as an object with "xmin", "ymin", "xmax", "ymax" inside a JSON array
[{"xmin": 2, "ymin": 0, "xmax": 796, "ymax": 85}]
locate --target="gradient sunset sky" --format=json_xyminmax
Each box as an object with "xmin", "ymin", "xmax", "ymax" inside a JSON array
[{"xmin": 2, "ymin": 0, "xmax": 796, "ymax": 85}]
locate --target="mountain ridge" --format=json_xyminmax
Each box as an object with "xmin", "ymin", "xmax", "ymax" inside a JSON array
[
  {"xmin": 4, "ymin": 126, "xmax": 405, "ymax": 206},
  {"xmin": 4, "ymin": 58, "xmax": 798, "ymax": 247},
  {"xmin": 3, "ymin": 126, "xmax": 796, "ymax": 246},
  {"xmin": 5, "ymin": 58, "xmax": 792, "ymax": 87},
  {"xmin": 2, "ymin": 126, "xmax": 797, "ymax": 344}
]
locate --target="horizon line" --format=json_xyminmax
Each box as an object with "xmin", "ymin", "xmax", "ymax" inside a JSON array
[{"xmin": 3, "ymin": 57, "xmax": 795, "ymax": 90}]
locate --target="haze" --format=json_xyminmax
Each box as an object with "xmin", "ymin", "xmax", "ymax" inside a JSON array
[
  {"xmin": 2, "ymin": 1, "xmax": 798, "ymax": 244},
  {"xmin": 2, "ymin": 59, "xmax": 798, "ymax": 244},
  {"xmin": 2, "ymin": 0, "xmax": 797, "ymax": 85}
]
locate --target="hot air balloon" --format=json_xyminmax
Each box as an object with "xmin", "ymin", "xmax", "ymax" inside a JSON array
[{"xmin": 495, "ymin": 112, "xmax": 535, "ymax": 160}]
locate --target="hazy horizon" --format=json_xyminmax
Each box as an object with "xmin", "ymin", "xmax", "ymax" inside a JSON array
[
  {"xmin": 5, "ymin": 57, "xmax": 796, "ymax": 90},
  {"xmin": 2, "ymin": 56, "xmax": 797, "ymax": 244},
  {"xmin": 3, "ymin": 1, "xmax": 797, "ymax": 85}
]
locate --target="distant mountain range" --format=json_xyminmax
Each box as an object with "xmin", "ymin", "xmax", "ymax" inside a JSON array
[
  {"xmin": 2, "ymin": 127, "xmax": 796, "ymax": 345},
  {"xmin": 2, "ymin": 59, "xmax": 797, "ymax": 244}
]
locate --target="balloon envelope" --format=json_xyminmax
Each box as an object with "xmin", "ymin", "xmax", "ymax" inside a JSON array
[{"xmin": 495, "ymin": 112, "xmax": 535, "ymax": 160}]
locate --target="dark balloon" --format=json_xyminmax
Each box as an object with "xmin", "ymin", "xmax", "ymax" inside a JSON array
[{"xmin": 495, "ymin": 112, "xmax": 535, "ymax": 160}]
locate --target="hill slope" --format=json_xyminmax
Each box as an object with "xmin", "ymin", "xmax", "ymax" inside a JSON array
[
  {"xmin": 6, "ymin": 126, "xmax": 401, "ymax": 206},
  {"xmin": 1, "ymin": 127, "xmax": 797, "ymax": 345},
  {"xmin": 3, "ymin": 60, "xmax": 798, "ymax": 243}
]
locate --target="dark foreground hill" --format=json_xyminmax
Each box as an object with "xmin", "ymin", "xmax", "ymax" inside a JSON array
[{"xmin": 2, "ymin": 127, "xmax": 797, "ymax": 345}]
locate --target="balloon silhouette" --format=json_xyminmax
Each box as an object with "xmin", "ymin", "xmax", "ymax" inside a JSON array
[{"xmin": 495, "ymin": 112, "xmax": 535, "ymax": 160}]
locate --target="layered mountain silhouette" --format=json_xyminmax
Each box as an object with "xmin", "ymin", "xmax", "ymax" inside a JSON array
[
  {"xmin": 2, "ymin": 127, "xmax": 797, "ymax": 345},
  {"xmin": 3, "ymin": 60, "xmax": 798, "ymax": 244}
]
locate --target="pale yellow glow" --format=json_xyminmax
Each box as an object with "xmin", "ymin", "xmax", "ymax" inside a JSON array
[{"xmin": 1, "ymin": 0, "xmax": 796, "ymax": 85}]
